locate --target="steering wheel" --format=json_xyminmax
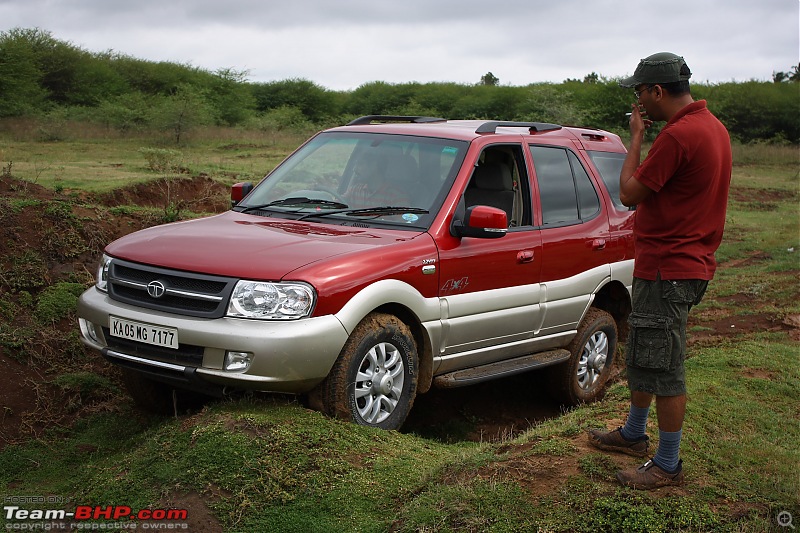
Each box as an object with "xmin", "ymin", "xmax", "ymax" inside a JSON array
[{"xmin": 315, "ymin": 186, "xmax": 349, "ymax": 204}]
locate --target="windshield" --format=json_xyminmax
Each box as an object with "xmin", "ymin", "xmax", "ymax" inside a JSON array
[{"xmin": 236, "ymin": 132, "xmax": 468, "ymax": 228}]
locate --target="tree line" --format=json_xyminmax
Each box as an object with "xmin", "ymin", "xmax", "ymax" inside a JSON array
[{"xmin": 1, "ymin": 28, "xmax": 798, "ymax": 144}]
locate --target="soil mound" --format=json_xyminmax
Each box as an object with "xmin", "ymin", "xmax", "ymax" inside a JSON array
[
  {"xmin": 0, "ymin": 174, "xmax": 229, "ymax": 447},
  {"xmin": 98, "ymin": 175, "xmax": 230, "ymax": 213}
]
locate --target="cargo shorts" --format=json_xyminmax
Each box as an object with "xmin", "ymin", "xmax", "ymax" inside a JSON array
[{"xmin": 625, "ymin": 275, "xmax": 708, "ymax": 396}]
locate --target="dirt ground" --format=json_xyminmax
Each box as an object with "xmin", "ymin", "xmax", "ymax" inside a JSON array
[
  {"xmin": 1, "ymin": 174, "xmax": 798, "ymax": 449},
  {"xmin": 0, "ymin": 175, "xmax": 228, "ymax": 447}
]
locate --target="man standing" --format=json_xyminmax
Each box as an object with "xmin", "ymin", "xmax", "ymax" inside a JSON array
[{"xmin": 588, "ymin": 52, "xmax": 732, "ymax": 489}]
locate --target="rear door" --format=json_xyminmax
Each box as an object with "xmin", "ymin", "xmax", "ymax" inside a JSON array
[{"xmin": 528, "ymin": 144, "xmax": 612, "ymax": 337}]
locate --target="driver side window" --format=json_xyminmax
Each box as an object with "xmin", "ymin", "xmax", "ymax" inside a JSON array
[{"xmin": 464, "ymin": 145, "xmax": 531, "ymax": 228}]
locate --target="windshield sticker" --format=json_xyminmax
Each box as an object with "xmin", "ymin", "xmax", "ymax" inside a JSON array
[
  {"xmin": 442, "ymin": 146, "xmax": 459, "ymax": 155},
  {"xmin": 402, "ymin": 213, "xmax": 420, "ymax": 223}
]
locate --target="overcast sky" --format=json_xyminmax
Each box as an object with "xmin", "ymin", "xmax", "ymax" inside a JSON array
[{"xmin": 2, "ymin": 0, "xmax": 798, "ymax": 90}]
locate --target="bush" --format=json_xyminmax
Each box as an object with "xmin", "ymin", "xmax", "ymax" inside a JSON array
[
  {"xmin": 4, "ymin": 249, "xmax": 49, "ymax": 291},
  {"xmin": 34, "ymin": 282, "xmax": 86, "ymax": 323},
  {"xmin": 139, "ymin": 147, "xmax": 183, "ymax": 173},
  {"xmin": 245, "ymin": 106, "xmax": 315, "ymax": 133},
  {"xmin": 97, "ymin": 92, "xmax": 153, "ymax": 132},
  {"xmin": 52, "ymin": 371, "xmax": 118, "ymax": 406},
  {"xmin": 700, "ymin": 82, "xmax": 800, "ymax": 143}
]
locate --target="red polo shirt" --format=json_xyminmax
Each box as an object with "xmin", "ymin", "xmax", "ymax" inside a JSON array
[{"xmin": 632, "ymin": 100, "xmax": 732, "ymax": 281}]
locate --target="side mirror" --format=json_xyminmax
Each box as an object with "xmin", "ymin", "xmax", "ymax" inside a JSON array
[
  {"xmin": 451, "ymin": 205, "xmax": 508, "ymax": 239},
  {"xmin": 231, "ymin": 182, "xmax": 253, "ymax": 207}
]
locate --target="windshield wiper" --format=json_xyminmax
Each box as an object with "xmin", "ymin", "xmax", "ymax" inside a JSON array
[
  {"xmin": 296, "ymin": 206, "xmax": 429, "ymax": 221},
  {"xmin": 239, "ymin": 197, "xmax": 349, "ymax": 213},
  {"xmin": 346, "ymin": 206, "xmax": 429, "ymax": 216}
]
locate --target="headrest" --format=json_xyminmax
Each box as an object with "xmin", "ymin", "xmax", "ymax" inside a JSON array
[{"xmin": 473, "ymin": 162, "xmax": 513, "ymax": 191}]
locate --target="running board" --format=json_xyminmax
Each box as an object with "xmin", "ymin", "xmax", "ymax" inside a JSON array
[{"xmin": 433, "ymin": 349, "xmax": 571, "ymax": 389}]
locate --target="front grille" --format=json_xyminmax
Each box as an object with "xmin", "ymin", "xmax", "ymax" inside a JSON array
[
  {"xmin": 103, "ymin": 328, "xmax": 205, "ymax": 367},
  {"xmin": 114, "ymin": 264, "xmax": 228, "ymax": 293},
  {"xmin": 108, "ymin": 259, "xmax": 237, "ymax": 318}
]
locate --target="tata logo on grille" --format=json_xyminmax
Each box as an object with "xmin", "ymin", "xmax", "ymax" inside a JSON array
[{"xmin": 147, "ymin": 280, "xmax": 166, "ymax": 299}]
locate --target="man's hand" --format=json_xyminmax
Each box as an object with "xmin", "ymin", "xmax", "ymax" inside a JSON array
[
  {"xmin": 619, "ymin": 104, "xmax": 654, "ymax": 207},
  {"xmin": 629, "ymin": 103, "xmax": 653, "ymax": 139}
]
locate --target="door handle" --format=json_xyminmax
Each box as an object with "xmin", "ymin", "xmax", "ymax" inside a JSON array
[
  {"xmin": 592, "ymin": 239, "xmax": 606, "ymax": 251},
  {"xmin": 517, "ymin": 250, "xmax": 534, "ymax": 263}
]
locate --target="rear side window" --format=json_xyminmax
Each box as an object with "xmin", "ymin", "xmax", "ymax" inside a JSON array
[
  {"xmin": 571, "ymin": 152, "xmax": 600, "ymax": 220},
  {"xmin": 530, "ymin": 146, "xmax": 600, "ymax": 226},
  {"xmin": 588, "ymin": 151, "xmax": 626, "ymax": 209}
]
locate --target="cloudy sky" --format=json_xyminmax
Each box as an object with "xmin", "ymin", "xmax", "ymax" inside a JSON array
[{"xmin": 2, "ymin": 0, "xmax": 798, "ymax": 90}]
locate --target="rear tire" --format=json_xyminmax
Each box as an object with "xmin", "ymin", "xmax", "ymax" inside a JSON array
[
  {"xmin": 308, "ymin": 313, "xmax": 418, "ymax": 430},
  {"xmin": 548, "ymin": 308, "xmax": 618, "ymax": 406}
]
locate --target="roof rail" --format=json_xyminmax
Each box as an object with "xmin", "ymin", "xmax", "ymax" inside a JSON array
[
  {"xmin": 347, "ymin": 115, "xmax": 447, "ymax": 126},
  {"xmin": 476, "ymin": 121, "xmax": 562, "ymax": 134}
]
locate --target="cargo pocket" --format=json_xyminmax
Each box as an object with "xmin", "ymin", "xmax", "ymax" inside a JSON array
[
  {"xmin": 626, "ymin": 313, "xmax": 674, "ymax": 371},
  {"xmin": 662, "ymin": 279, "xmax": 708, "ymax": 306}
]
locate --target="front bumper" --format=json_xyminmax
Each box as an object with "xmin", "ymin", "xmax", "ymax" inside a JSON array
[{"xmin": 77, "ymin": 287, "xmax": 349, "ymax": 394}]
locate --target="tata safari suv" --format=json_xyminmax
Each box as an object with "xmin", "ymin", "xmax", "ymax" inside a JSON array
[{"xmin": 77, "ymin": 116, "xmax": 634, "ymax": 430}]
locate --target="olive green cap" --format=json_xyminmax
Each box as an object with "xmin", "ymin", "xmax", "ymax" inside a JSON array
[{"xmin": 619, "ymin": 52, "xmax": 692, "ymax": 88}]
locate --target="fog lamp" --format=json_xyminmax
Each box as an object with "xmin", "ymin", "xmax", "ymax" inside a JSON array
[
  {"xmin": 224, "ymin": 351, "xmax": 252, "ymax": 372},
  {"xmin": 80, "ymin": 318, "xmax": 99, "ymax": 343}
]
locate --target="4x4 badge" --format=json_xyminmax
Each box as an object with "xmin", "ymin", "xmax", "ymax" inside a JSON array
[
  {"xmin": 147, "ymin": 280, "xmax": 166, "ymax": 299},
  {"xmin": 441, "ymin": 277, "xmax": 469, "ymax": 292}
]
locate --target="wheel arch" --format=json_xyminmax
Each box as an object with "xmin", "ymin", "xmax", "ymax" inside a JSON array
[
  {"xmin": 335, "ymin": 280, "xmax": 438, "ymax": 395},
  {"xmin": 590, "ymin": 279, "xmax": 632, "ymax": 343},
  {"xmin": 373, "ymin": 302, "xmax": 434, "ymax": 394}
]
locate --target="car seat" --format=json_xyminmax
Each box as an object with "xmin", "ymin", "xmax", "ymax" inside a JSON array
[{"xmin": 464, "ymin": 162, "xmax": 515, "ymax": 222}]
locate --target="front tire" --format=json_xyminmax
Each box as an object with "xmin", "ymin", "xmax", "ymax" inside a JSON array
[
  {"xmin": 309, "ymin": 313, "xmax": 418, "ymax": 430},
  {"xmin": 548, "ymin": 307, "xmax": 618, "ymax": 406}
]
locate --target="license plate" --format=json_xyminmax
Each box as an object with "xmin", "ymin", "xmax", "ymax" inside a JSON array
[{"xmin": 109, "ymin": 316, "xmax": 179, "ymax": 350}]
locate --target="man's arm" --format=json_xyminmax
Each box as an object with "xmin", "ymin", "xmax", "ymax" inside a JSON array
[{"xmin": 620, "ymin": 105, "xmax": 654, "ymax": 207}]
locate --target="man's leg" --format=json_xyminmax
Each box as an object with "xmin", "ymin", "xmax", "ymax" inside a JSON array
[
  {"xmin": 615, "ymin": 392, "xmax": 686, "ymax": 489},
  {"xmin": 651, "ymin": 393, "xmax": 686, "ymax": 473},
  {"xmin": 620, "ymin": 390, "xmax": 654, "ymax": 439},
  {"xmin": 654, "ymin": 394, "xmax": 686, "ymax": 432},
  {"xmin": 588, "ymin": 389, "xmax": 653, "ymax": 456}
]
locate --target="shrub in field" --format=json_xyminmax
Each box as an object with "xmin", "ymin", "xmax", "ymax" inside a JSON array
[
  {"xmin": 698, "ymin": 81, "xmax": 800, "ymax": 143},
  {"xmin": 245, "ymin": 106, "xmax": 316, "ymax": 133},
  {"xmin": 139, "ymin": 147, "xmax": 183, "ymax": 173},
  {"xmin": 34, "ymin": 282, "xmax": 86, "ymax": 323},
  {"xmin": 3, "ymin": 249, "xmax": 49, "ymax": 291},
  {"xmin": 150, "ymin": 84, "xmax": 214, "ymax": 144}
]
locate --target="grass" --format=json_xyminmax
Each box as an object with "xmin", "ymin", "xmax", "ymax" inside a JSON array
[
  {"xmin": 0, "ymin": 125, "xmax": 798, "ymax": 532},
  {"xmin": 0, "ymin": 120, "xmax": 310, "ymax": 193}
]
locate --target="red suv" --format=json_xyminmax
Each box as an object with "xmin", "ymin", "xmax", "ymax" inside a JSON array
[{"xmin": 78, "ymin": 116, "xmax": 634, "ymax": 430}]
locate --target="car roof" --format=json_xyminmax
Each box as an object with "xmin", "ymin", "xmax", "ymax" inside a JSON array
[{"xmin": 327, "ymin": 115, "xmax": 626, "ymax": 152}]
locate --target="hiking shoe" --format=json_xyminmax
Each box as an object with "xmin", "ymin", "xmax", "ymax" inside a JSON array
[
  {"xmin": 616, "ymin": 459, "xmax": 685, "ymax": 490},
  {"xmin": 588, "ymin": 427, "xmax": 649, "ymax": 457}
]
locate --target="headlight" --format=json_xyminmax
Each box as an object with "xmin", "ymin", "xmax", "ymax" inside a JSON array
[
  {"xmin": 96, "ymin": 254, "xmax": 112, "ymax": 292},
  {"xmin": 227, "ymin": 280, "xmax": 315, "ymax": 320}
]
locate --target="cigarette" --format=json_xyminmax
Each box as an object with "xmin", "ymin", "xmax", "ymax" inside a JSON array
[{"xmin": 625, "ymin": 113, "xmax": 632, "ymax": 116}]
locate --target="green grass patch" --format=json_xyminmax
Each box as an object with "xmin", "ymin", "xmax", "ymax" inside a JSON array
[
  {"xmin": 34, "ymin": 282, "xmax": 86, "ymax": 323},
  {"xmin": 0, "ymin": 127, "xmax": 308, "ymax": 193}
]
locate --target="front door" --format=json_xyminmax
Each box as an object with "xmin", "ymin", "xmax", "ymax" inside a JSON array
[{"xmin": 435, "ymin": 144, "xmax": 543, "ymax": 373}]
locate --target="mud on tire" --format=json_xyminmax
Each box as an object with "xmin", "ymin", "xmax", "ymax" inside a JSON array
[
  {"xmin": 547, "ymin": 307, "xmax": 618, "ymax": 406},
  {"xmin": 308, "ymin": 312, "xmax": 418, "ymax": 430}
]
